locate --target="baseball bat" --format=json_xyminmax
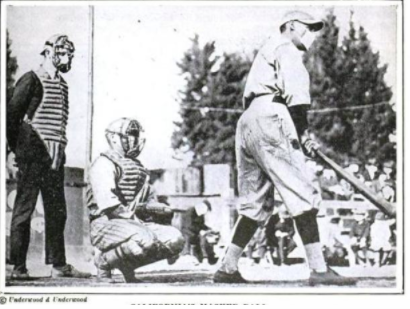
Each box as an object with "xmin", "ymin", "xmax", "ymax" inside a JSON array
[{"xmin": 315, "ymin": 149, "xmax": 396, "ymax": 217}]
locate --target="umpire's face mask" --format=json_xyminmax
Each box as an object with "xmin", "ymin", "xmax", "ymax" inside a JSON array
[
  {"xmin": 53, "ymin": 49, "xmax": 74, "ymax": 73},
  {"xmin": 51, "ymin": 37, "xmax": 75, "ymax": 73}
]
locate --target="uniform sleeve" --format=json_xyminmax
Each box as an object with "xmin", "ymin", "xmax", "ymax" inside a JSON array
[
  {"xmin": 278, "ymin": 48, "xmax": 311, "ymax": 106},
  {"xmin": 288, "ymin": 104, "xmax": 310, "ymax": 137},
  {"xmin": 89, "ymin": 157, "xmax": 122, "ymax": 213},
  {"xmin": 6, "ymin": 72, "xmax": 36, "ymax": 151}
]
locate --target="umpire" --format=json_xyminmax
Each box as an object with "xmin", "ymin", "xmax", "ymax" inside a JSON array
[{"xmin": 6, "ymin": 34, "xmax": 90, "ymax": 279}]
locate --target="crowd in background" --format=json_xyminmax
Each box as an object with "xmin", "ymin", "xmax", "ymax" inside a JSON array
[
  {"xmin": 321, "ymin": 209, "xmax": 396, "ymax": 267},
  {"xmin": 307, "ymin": 159, "xmax": 396, "ymax": 203},
  {"xmin": 242, "ymin": 207, "xmax": 396, "ymax": 268}
]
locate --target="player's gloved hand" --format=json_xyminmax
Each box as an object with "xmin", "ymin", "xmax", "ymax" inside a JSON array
[
  {"xmin": 301, "ymin": 131, "xmax": 320, "ymax": 158},
  {"xmin": 144, "ymin": 203, "xmax": 178, "ymax": 215}
]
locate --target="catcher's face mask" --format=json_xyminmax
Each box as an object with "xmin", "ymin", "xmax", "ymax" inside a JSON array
[
  {"xmin": 106, "ymin": 118, "xmax": 145, "ymax": 158},
  {"xmin": 121, "ymin": 121, "xmax": 146, "ymax": 158}
]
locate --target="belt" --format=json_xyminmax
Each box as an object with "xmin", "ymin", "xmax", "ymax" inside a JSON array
[
  {"xmin": 271, "ymin": 96, "xmax": 287, "ymax": 105},
  {"xmin": 245, "ymin": 93, "xmax": 287, "ymax": 109}
]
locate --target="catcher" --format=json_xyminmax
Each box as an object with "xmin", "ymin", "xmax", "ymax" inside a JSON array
[{"xmin": 87, "ymin": 118, "xmax": 185, "ymax": 283}]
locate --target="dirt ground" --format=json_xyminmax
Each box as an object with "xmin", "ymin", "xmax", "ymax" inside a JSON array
[{"xmin": 5, "ymin": 256, "xmax": 397, "ymax": 289}]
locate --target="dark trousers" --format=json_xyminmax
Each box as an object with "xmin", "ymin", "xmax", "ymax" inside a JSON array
[
  {"xmin": 10, "ymin": 160, "xmax": 67, "ymax": 269},
  {"xmin": 277, "ymin": 236, "xmax": 297, "ymax": 263},
  {"xmin": 189, "ymin": 234, "xmax": 217, "ymax": 264}
]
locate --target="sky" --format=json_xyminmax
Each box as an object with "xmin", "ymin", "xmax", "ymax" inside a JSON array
[{"xmin": 5, "ymin": 2, "xmax": 399, "ymax": 169}]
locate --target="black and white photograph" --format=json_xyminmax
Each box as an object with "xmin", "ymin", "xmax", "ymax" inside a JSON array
[{"xmin": 0, "ymin": 0, "xmax": 406, "ymax": 307}]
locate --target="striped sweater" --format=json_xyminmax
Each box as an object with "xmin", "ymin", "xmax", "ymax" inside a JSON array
[{"xmin": 28, "ymin": 70, "xmax": 69, "ymax": 169}]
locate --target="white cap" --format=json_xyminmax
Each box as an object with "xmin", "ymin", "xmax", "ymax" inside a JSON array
[{"xmin": 280, "ymin": 11, "xmax": 324, "ymax": 31}]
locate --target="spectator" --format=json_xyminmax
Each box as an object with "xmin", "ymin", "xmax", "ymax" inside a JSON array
[
  {"xmin": 321, "ymin": 169, "xmax": 342, "ymax": 200},
  {"xmin": 322, "ymin": 218, "xmax": 349, "ymax": 266},
  {"xmin": 339, "ymin": 179, "xmax": 354, "ymax": 200},
  {"xmin": 349, "ymin": 209, "xmax": 371, "ymax": 266},
  {"xmin": 346, "ymin": 163, "xmax": 365, "ymax": 183},
  {"xmin": 182, "ymin": 200, "xmax": 219, "ymax": 265},
  {"xmin": 382, "ymin": 161, "xmax": 394, "ymax": 180},
  {"xmin": 381, "ymin": 182, "xmax": 395, "ymax": 202},
  {"xmin": 265, "ymin": 208, "xmax": 297, "ymax": 266},
  {"xmin": 369, "ymin": 212, "xmax": 395, "ymax": 267},
  {"xmin": 364, "ymin": 159, "xmax": 378, "ymax": 181},
  {"xmin": 245, "ymin": 226, "xmax": 266, "ymax": 266}
]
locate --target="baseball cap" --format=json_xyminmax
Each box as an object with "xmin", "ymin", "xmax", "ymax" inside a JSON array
[{"xmin": 280, "ymin": 11, "xmax": 324, "ymax": 32}]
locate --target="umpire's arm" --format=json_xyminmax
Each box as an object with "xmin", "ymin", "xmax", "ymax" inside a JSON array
[{"xmin": 6, "ymin": 72, "xmax": 36, "ymax": 152}]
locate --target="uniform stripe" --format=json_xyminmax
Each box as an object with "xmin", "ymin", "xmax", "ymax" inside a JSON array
[
  {"xmin": 90, "ymin": 219, "xmax": 147, "ymax": 251},
  {"xmin": 32, "ymin": 115, "xmax": 68, "ymax": 122},
  {"xmin": 30, "ymin": 125, "xmax": 67, "ymax": 134}
]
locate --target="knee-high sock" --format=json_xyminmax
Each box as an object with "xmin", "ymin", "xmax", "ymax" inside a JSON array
[
  {"xmin": 294, "ymin": 209, "xmax": 327, "ymax": 273},
  {"xmin": 220, "ymin": 215, "xmax": 258, "ymax": 274}
]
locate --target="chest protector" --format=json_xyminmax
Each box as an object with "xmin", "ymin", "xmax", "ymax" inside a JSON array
[
  {"xmin": 29, "ymin": 72, "xmax": 69, "ymax": 168},
  {"xmin": 102, "ymin": 150, "xmax": 149, "ymax": 205}
]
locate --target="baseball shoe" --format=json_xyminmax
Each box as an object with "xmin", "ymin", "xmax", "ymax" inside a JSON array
[
  {"xmin": 119, "ymin": 267, "xmax": 142, "ymax": 283},
  {"xmin": 96, "ymin": 268, "xmax": 115, "ymax": 283},
  {"xmin": 11, "ymin": 268, "xmax": 30, "ymax": 280},
  {"xmin": 213, "ymin": 270, "xmax": 248, "ymax": 284},
  {"xmin": 309, "ymin": 268, "xmax": 357, "ymax": 286},
  {"xmin": 167, "ymin": 255, "xmax": 179, "ymax": 265},
  {"xmin": 94, "ymin": 256, "xmax": 115, "ymax": 283},
  {"xmin": 51, "ymin": 264, "xmax": 92, "ymax": 279}
]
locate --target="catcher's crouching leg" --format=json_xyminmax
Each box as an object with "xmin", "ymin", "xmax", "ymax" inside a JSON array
[
  {"xmin": 101, "ymin": 232, "xmax": 156, "ymax": 283},
  {"xmin": 99, "ymin": 227, "xmax": 184, "ymax": 282},
  {"xmin": 164, "ymin": 227, "xmax": 185, "ymax": 255},
  {"xmin": 148, "ymin": 225, "xmax": 185, "ymax": 264}
]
